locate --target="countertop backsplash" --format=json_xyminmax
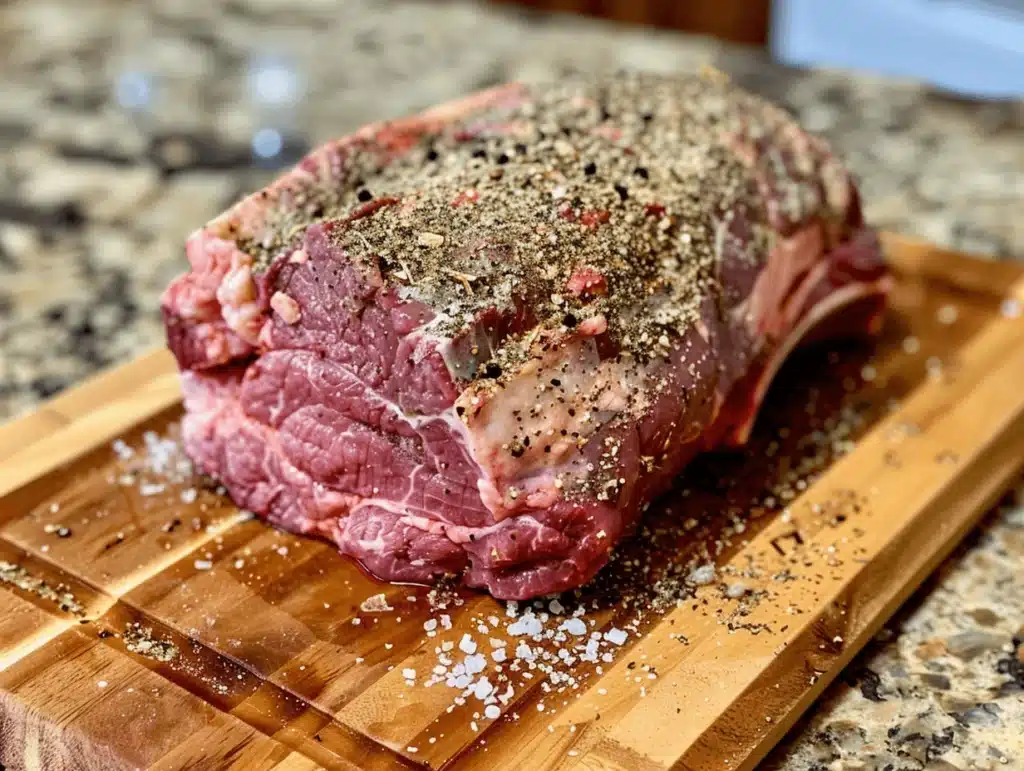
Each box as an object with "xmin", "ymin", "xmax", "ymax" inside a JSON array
[{"xmin": 1, "ymin": 2, "xmax": 1022, "ymax": 769}]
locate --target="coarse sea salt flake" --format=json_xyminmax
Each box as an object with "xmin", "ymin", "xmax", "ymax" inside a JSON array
[
  {"xmin": 507, "ymin": 612, "xmax": 543, "ymax": 637},
  {"xmin": 112, "ymin": 439, "xmax": 134, "ymax": 459},
  {"xmin": 689, "ymin": 564, "xmax": 716, "ymax": 585},
  {"xmin": 561, "ymin": 618, "xmax": 587, "ymax": 636},
  {"xmin": 726, "ymin": 583, "xmax": 747, "ymax": 599},
  {"xmin": 604, "ymin": 628, "xmax": 627, "ymax": 646},
  {"xmin": 472, "ymin": 677, "xmax": 493, "ymax": 700},
  {"xmin": 459, "ymin": 634, "xmax": 477, "ymax": 654},
  {"xmin": 516, "ymin": 642, "xmax": 535, "ymax": 660}
]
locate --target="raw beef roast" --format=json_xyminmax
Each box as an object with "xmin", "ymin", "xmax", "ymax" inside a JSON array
[{"xmin": 162, "ymin": 72, "xmax": 891, "ymax": 599}]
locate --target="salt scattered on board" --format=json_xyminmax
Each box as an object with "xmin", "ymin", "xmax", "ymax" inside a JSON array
[{"xmin": 689, "ymin": 564, "xmax": 716, "ymax": 585}]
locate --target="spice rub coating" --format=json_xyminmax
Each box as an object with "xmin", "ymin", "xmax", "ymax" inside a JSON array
[{"xmin": 162, "ymin": 71, "xmax": 890, "ymax": 599}]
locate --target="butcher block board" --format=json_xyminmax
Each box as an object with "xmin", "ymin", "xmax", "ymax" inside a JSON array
[{"xmin": 1, "ymin": 235, "xmax": 1024, "ymax": 771}]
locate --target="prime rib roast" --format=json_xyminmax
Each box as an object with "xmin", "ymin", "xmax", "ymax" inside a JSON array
[{"xmin": 162, "ymin": 72, "xmax": 891, "ymax": 600}]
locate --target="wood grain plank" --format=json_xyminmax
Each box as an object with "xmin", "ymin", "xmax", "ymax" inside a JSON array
[
  {"xmin": 0, "ymin": 584, "xmax": 374, "ymax": 770},
  {"xmin": 270, "ymin": 754, "xmax": 329, "ymax": 771},
  {"xmin": 0, "ymin": 541, "xmax": 114, "ymax": 671},
  {"xmin": 269, "ymin": 754, "xmax": 327, "ymax": 771},
  {"xmin": 99, "ymin": 594, "xmax": 391, "ymax": 770},
  {"xmin": 0, "ymin": 350, "xmax": 181, "ymax": 500},
  {"xmin": 1, "ymin": 474, "xmax": 244, "ymax": 599},
  {"xmin": 0, "ymin": 350, "xmax": 177, "ymax": 465},
  {"xmin": 0, "ymin": 689, "xmax": 127, "ymax": 771},
  {"xmin": 584, "ymin": 282, "xmax": 1024, "ymax": 771},
  {"xmin": 0, "ymin": 625, "xmax": 295, "ymax": 771},
  {"xmin": 43, "ymin": 349, "xmax": 177, "ymax": 426},
  {"xmin": 0, "ymin": 407, "xmax": 247, "ymax": 602},
  {"xmin": 880, "ymin": 232, "xmax": 1024, "ymax": 298},
  {"xmin": 0, "ymin": 591, "xmax": 63, "ymax": 675},
  {"xmin": 0, "ymin": 409, "xmax": 68, "ymax": 465},
  {"xmin": 115, "ymin": 521, "xmax": 424, "ymax": 769},
  {"xmin": 1, "ymin": 460, "xmax": 415, "ymax": 769}
]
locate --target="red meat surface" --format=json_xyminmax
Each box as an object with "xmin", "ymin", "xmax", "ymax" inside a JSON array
[{"xmin": 163, "ymin": 73, "xmax": 890, "ymax": 599}]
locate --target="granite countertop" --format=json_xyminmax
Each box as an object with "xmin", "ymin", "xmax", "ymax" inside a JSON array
[{"xmin": 1, "ymin": 1, "xmax": 1022, "ymax": 768}]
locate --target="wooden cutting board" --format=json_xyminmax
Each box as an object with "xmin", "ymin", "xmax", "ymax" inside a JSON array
[{"xmin": 1, "ymin": 235, "xmax": 1023, "ymax": 771}]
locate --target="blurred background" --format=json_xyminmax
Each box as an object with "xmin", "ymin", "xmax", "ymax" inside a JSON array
[
  {"xmin": 1, "ymin": 1, "xmax": 1023, "ymax": 768},
  {"xmin": 502, "ymin": 0, "xmax": 1024, "ymax": 97}
]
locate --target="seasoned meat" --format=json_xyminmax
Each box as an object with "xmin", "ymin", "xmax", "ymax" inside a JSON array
[{"xmin": 162, "ymin": 72, "xmax": 891, "ymax": 599}]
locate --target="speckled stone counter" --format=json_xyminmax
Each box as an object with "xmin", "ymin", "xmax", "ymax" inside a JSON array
[{"xmin": 1, "ymin": 1, "xmax": 1021, "ymax": 768}]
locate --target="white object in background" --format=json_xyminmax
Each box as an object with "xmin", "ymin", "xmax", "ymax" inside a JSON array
[
  {"xmin": 772, "ymin": 0, "xmax": 1024, "ymax": 98},
  {"xmin": 246, "ymin": 54, "xmax": 306, "ymax": 168}
]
